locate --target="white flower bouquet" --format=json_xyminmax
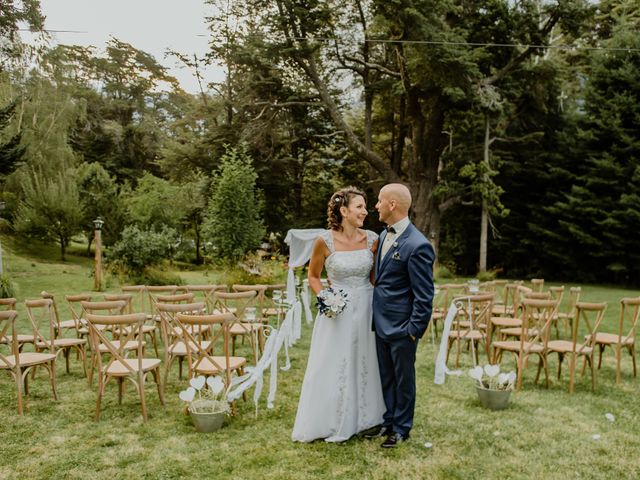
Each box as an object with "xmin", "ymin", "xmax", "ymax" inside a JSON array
[{"xmin": 316, "ymin": 287, "xmax": 349, "ymax": 319}]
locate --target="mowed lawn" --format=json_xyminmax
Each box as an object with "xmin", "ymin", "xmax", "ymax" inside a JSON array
[{"xmin": 1, "ymin": 237, "xmax": 640, "ymax": 479}]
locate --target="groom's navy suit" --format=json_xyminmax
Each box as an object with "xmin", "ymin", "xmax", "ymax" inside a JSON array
[{"xmin": 373, "ymin": 222, "xmax": 435, "ymax": 436}]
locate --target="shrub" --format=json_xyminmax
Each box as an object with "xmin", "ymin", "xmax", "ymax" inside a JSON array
[
  {"xmin": 0, "ymin": 274, "xmax": 17, "ymax": 298},
  {"xmin": 435, "ymin": 263, "xmax": 455, "ymax": 280},
  {"xmin": 108, "ymin": 225, "xmax": 177, "ymax": 276}
]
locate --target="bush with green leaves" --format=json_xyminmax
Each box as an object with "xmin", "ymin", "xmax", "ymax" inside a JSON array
[
  {"xmin": 0, "ymin": 274, "xmax": 17, "ymax": 298},
  {"xmin": 203, "ymin": 146, "xmax": 265, "ymax": 259},
  {"xmin": 107, "ymin": 225, "xmax": 177, "ymax": 276}
]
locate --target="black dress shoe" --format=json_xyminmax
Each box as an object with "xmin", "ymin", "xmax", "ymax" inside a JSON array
[
  {"xmin": 381, "ymin": 432, "xmax": 410, "ymax": 448},
  {"xmin": 362, "ymin": 425, "xmax": 392, "ymax": 439}
]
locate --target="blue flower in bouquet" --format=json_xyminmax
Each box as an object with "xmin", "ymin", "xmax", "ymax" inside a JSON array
[{"xmin": 316, "ymin": 287, "xmax": 349, "ymax": 319}]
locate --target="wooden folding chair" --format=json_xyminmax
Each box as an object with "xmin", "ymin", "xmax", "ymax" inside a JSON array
[
  {"xmin": 180, "ymin": 285, "xmax": 228, "ymax": 312},
  {"xmin": 531, "ymin": 278, "xmax": 544, "ymax": 292},
  {"xmin": 41, "ymin": 291, "xmax": 86, "ymax": 340},
  {"xmin": 81, "ymin": 300, "xmax": 130, "ymax": 385},
  {"xmin": 85, "ymin": 312, "xmax": 164, "ymax": 421},
  {"xmin": 0, "ymin": 310, "xmax": 58, "ymax": 414},
  {"xmin": 488, "ymin": 285, "xmax": 533, "ymax": 345},
  {"xmin": 446, "ymin": 293, "xmax": 494, "ymax": 367},
  {"xmin": 120, "ymin": 285, "xmax": 147, "ymax": 314},
  {"xmin": 491, "ymin": 283, "xmax": 519, "ymax": 317},
  {"xmin": 547, "ymin": 301, "xmax": 607, "ymax": 393},
  {"xmin": 64, "ymin": 294, "xmax": 93, "ymax": 339},
  {"xmin": 146, "ymin": 285, "xmax": 179, "ymax": 314},
  {"xmin": 105, "ymin": 293, "xmax": 159, "ymax": 356},
  {"xmin": 156, "ymin": 301, "xmax": 207, "ymax": 384},
  {"xmin": 176, "ymin": 312, "xmax": 247, "ymax": 387},
  {"xmin": 25, "ymin": 298, "xmax": 87, "ymax": 376},
  {"xmin": 0, "ymin": 298, "xmax": 35, "ymax": 351},
  {"xmin": 555, "ymin": 287, "xmax": 581, "ymax": 337},
  {"xmin": 492, "ymin": 298, "xmax": 556, "ymax": 391},
  {"xmin": 587, "ymin": 297, "xmax": 639, "ymax": 384},
  {"xmin": 211, "ymin": 290, "xmax": 262, "ymax": 364}
]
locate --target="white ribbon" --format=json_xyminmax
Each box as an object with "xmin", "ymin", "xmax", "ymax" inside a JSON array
[
  {"xmin": 226, "ymin": 300, "xmax": 299, "ymax": 414},
  {"xmin": 434, "ymin": 300, "xmax": 464, "ymax": 385}
]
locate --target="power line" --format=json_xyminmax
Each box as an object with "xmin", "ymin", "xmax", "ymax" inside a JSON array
[
  {"xmin": 20, "ymin": 29, "xmax": 640, "ymax": 53},
  {"xmin": 19, "ymin": 28, "xmax": 88, "ymax": 34}
]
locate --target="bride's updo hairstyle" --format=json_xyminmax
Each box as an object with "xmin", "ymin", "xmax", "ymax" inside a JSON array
[{"xmin": 327, "ymin": 186, "xmax": 367, "ymax": 231}]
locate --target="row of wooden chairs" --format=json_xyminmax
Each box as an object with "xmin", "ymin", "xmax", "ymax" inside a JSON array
[
  {"xmin": 445, "ymin": 291, "xmax": 640, "ymax": 392},
  {"xmin": 0, "ymin": 283, "xmax": 288, "ymax": 419}
]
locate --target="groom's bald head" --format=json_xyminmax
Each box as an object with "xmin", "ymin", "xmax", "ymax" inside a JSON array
[{"xmin": 376, "ymin": 183, "xmax": 412, "ymax": 224}]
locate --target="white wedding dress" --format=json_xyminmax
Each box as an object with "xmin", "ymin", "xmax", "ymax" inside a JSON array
[{"xmin": 292, "ymin": 230, "xmax": 385, "ymax": 442}]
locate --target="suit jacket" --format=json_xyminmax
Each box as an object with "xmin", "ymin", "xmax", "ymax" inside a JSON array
[{"xmin": 372, "ymin": 222, "xmax": 435, "ymax": 340}]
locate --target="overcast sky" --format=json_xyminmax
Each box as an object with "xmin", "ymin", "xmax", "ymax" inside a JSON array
[{"xmin": 24, "ymin": 0, "xmax": 223, "ymax": 93}]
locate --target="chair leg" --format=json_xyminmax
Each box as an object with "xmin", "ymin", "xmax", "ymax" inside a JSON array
[
  {"xmin": 568, "ymin": 354, "xmax": 576, "ymax": 394},
  {"xmin": 118, "ymin": 377, "xmax": 125, "ymax": 405},
  {"xmin": 597, "ymin": 344, "xmax": 605, "ymax": 370},
  {"xmin": 50, "ymin": 361, "xmax": 58, "ymax": 401},
  {"xmin": 64, "ymin": 348, "xmax": 70, "ymax": 374},
  {"xmin": 152, "ymin": 369, "xmax": 165, "ymax": 406},
  {"xmin": 139, "ymin": 377, "xmax": 148, "ymax": 422},
  {"xmin": 95, "ymin": 375, "xmax": 104, "ymax": 421},
  {"xmin": 14, "ymin": 368, "xmax": 24, "ymax": 415},
  {"xmin": 631, "ymin": 345, "xmax": 637, "ymax": 378},
  {"xmin": 515, "ymin": 354, "xmax": 524, "ymax": 391},
  {"xmin": 615, "ymin": 345, "xmax": 622, "ymax": 384},
  {"xmin": 150, "ymin": 331, "xmax": 159, "ymax": 357},
  {"xmin": 557, "ymin": 353, "xmax": 564, "ymax": 380}
]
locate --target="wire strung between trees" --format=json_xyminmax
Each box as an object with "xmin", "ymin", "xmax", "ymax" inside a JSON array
[{"xmin": 21, "ymin": 29, "xmax": 640, "ymax": 53}]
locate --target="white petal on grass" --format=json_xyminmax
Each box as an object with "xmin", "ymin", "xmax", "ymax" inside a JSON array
[
  {"xmin": 605, "ymin": 413, "xmax": 615, "ymax": 422},
  {"xmin": 424, "ymin": 442, "xmax": 433, "ymax": 449},
  {"xmin": 493, "ymin": 431, "xmax": 500, "ymax": 436},
  {"xmin": 592, "ymin": 434, "xmax": 601, "ymax": 440}
]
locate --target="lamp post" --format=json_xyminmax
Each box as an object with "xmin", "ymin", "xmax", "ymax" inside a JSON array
[{"xmin": 93, "ymin": 217, "xmax": 104, "ymax": 291}]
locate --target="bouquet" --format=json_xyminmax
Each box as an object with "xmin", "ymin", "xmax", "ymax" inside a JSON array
[{"xmin": 316, "ymin": 287, "xmax": 349, "ymax": 319}]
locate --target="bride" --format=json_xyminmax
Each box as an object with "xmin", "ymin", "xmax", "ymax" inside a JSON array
[{"xmin": 292, "ymin": 186, "xmax": 385, "ymax": 442}]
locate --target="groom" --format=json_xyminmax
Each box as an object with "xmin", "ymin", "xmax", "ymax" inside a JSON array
[{"xmin": 367, "ymin": 183, "xmax": 435, "ymax": 448}]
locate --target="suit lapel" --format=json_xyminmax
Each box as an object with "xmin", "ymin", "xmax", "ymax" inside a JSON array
[
  {"xmin": 377, "ymin": 224, "xmax": 413, "ymax": 277},
  {"xmin": 376, "ymin": 230, "xmax": 387, "ymax": 274}
]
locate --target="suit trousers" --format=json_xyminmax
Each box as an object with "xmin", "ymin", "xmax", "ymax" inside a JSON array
[{"xmin": 375, "ymin": 334, "xmax": 418, "ymax": 436}]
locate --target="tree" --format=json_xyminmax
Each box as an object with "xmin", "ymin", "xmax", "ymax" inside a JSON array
[
  {"xmin": 77, "ymin": 161, "xmax": 126, "ymax": 248},
  {"xmin": 126, "ymin": 172, "xmax": 188, "ymax": 232},
  {"xmin": 548, "ymin": 21, "xmax": 640, "ymax": 284},
  {"xmin": 0, "ymin": 0, "xmax": 44, "ymax": 69},
  {"xmin": 203, "ymin": 146, "xmax": 265, "ymax": 258},
  {"xmin": 13, "ymin": 167, "xmax": 83, "ymax": 260},
  {"xmin": 213, "ymin": 0, "xmax": 591, "ymax": 247}
]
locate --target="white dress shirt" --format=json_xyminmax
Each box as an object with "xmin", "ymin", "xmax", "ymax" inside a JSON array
[{"xmin": 380, "ymin": 216, "xmax": 410, "ymax": 260}]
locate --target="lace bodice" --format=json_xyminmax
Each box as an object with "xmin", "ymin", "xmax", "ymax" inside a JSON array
[{"xmin": 320, "ymin": 230, "xmax": 377, "ymax": 288}]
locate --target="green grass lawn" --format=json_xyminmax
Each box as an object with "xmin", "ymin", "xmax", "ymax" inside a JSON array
[{"xmin": 1, "ymin": 236, "xmax": 640, "ymax": 479}]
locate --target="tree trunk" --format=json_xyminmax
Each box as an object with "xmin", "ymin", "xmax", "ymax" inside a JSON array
[
  {"xmin": 60, "ymin": 236, "xmax": 67, "ymax": 262},
  {"xmin": 194, "ymin": 220, "xmax": 202, "ymax": 265},
  {"xmin": 479, "ymin": 114, "xmax": 490, "ymax": 273}
]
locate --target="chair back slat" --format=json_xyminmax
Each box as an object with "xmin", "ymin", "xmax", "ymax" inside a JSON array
[
  {"xmin": 619, "ymin": 297, "xmax": 640, "ymax": 341},
  {"xmin": 574, "ymin": 302, "xmax": 607, "ymax": 353},
  {"xmin": 0, "ymin": 310, "xmax": 19, "ymax": 367},
  {"xmin": 24, "ymin": 299, "xmax": 56, "ymax": 351}
]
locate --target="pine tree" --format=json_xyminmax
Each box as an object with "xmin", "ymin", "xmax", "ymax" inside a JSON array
[{"xmin": 203, "ymin": 146, "xmax": 265, "ymax": 259}]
